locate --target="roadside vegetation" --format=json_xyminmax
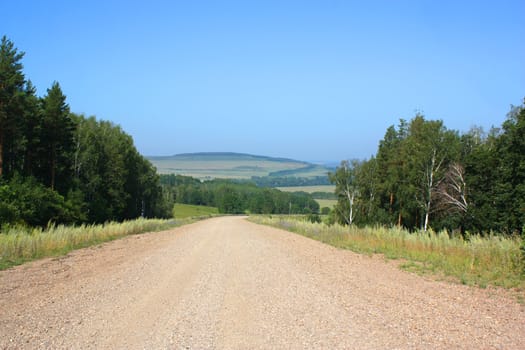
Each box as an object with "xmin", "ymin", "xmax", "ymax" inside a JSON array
[
  {"xmin": 0, "ymin": 218, "xmax": 196, "ymax": 270},
  {"xmin": 250, "ymin": 216, "xmax": 524, "ymax": 289},
  {"xmin": 320, "ymin": 104, "xmax": 525, "ymax": 289}
]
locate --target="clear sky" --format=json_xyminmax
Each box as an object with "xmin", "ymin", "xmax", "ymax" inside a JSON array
[{"xmin": 2, "ymin": 0, "xmax": 524, "ymax": 162}]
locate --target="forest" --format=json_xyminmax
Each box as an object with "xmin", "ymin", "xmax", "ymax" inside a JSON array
[
  {"xmin": 0, "ymin": 36, "xmax": 171, "ymax": 226},
  {"xmin": 160, "ymin": 174, "xmax": 319, "ymax": 215},
  {"xmin": 329, "ymin": 106, "xmax": 525, "ymax": 235}
]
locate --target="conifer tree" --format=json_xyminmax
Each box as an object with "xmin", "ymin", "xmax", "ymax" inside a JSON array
[
  {"xmin": 40, "ymin": 82, "xmax": 75, "ymax": 192},
  {"xmin": 0, "ymin": 36, "xmax": 26, "ymax": 177}
]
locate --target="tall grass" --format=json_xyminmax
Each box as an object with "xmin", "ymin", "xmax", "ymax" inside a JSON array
[
  {"xmin": 250, "ymin": 216, "xmax": 524, "ymax": 289},
  {"xmin": 0, "ymin": 218, "xmax": 190, "ymax": 270}
]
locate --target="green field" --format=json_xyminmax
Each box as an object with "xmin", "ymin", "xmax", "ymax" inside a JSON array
[
  {"xmin": 315, "ymin": 199, "xmax": 338, "ymax": 209},
  {"xmin": 277, "ymin": 185, "xmax": 335, "ymax": 193},
  {"xmin": 148, "ymin": 152, "xmax": 330, "ymax": 179},
  {"xmin": 172, "ymin": 203, "xmax": 219, "ymax": 219},
  {"xmin": 276, "ymin": 185, "xmax": 336, "ymax": 209}
]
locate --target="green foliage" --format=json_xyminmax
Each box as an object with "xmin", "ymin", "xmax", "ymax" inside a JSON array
[
  {"xmin": 330, "ymin": 106, "xmax": 525, "ymax": 236},
  {"xmin": 329, "ymin": 159, "xmax": 362, "ymax": 225},
  {"xmin": 494, "ymin": 104, "xmax": 525, "ymax": 234},
  {"xmin": 0, "ymin": 36, "xmax": 26, "ymax": 178},
  {"xmin": 160, "ymin": 174, "xmax": 320, "ymax": 215},
  {"xmin": 215, "ymin": 185, "xmax": 244, "ymax": 214},
  {"xmin": 461, "ymin": 103, "xmax": 525, "ymax": 235},
  {"xmin": 39, "ymin": 82, "xmax": 74, "ymax": 192},
  {"xmin": 307, "ymin": 213, "xmax": 321, "ymax": 223},
  {"xmin": 320, "ymin": 207, "xmax": 331, "ymax": 215},
  {"xmin": 0, "ymin": 175, "xmax": 79, "ymax": 226},
  {"xmin": 0, "ymin": 37, "xmax": 171, "ymax": 228}
]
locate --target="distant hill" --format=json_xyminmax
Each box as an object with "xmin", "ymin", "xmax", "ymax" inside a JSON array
[
  {"xmin": 148, "ymin": 152, "xmax": 305, "ymax": 163},
  {"xmin": 147, "ymin": 152, "xmax": 331, "ymax": 180}
]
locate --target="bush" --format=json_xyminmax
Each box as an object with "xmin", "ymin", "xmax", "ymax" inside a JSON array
[
  {"xmin": 0, "ymin": 175, "xmax": 77, "ymax": 227},
  {"xmin": 307, "ymin": 213, "xmax": 321, "ymax": 223}
]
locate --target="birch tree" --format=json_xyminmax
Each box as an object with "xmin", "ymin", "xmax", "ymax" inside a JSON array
[
  {"xmin": 407, "ymin": 116, "xmax": 460, "ymax": 231},
  {"xmin": 437, "ymin": 162, "xmax": 468, "ymax": 214},
  {"xmin": 329, "ymin": 160, "xmax": 361, "ymax": 226}
]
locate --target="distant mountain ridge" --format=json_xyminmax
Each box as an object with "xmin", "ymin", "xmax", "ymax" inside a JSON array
[
  {"xmin": 147, "ymin": 152, "xmax": 309, "ymax": 164},
  {"xmin": 146, "ymin": 152, "xmax": 330, "ymax": 180}
]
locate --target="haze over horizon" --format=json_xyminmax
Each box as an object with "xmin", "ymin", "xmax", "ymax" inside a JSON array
[{"xmin": 3, "ymin": 0, "xmax": 524, "ymax": 162}]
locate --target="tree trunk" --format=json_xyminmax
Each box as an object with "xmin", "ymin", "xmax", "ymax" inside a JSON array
[
  {"xmin": 348, "ymin": 191, "xmax": 354, "ymax": 226},
  {"xmin": 424, "ymin": 208, "xmax": 430, "ymax": 232},
  {"xmin": 423, "ymin": 149, "xmax": 440, "ymax": 232},
  {"xmin": 345, "ymin": 186, "xmax": 355, "ymax": 226}
]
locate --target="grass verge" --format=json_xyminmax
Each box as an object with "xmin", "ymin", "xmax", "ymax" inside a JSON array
[
  {"xmin": 249, "ymin": 215, "xmax": 524, "ymax": 290},
  {"xmin": 172, "ymin": 203, "xmax": 219, "ymax": 219},
  {"xmin": 0, "ymin": 217, "xmax": 195, "ymax": 270}
]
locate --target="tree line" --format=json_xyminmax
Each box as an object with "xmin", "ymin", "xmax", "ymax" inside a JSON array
[
  {"xmin": 330, "ymin": 105, "xmax": 525, "ymax": 235},
  {"xmin": 251, "ymin": 175, "xmax": 331, "ymax": 187},
  {"xmin": 0, "ymin": 36, "xmax": 171, "ymax": 226},
  {"xmin": 160, "ymin": 174, "xmax": 320, "ymax": 215}
]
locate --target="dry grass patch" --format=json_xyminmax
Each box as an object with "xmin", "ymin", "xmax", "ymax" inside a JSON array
[{"xmin": 0, "ymin": 218, "xmax": 192, "ymax": 270}]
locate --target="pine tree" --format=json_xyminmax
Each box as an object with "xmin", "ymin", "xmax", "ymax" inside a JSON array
[
  {"xmin": 22, "ymin": 80, "xmax": 42, "ymax": 176},
  {"xmin": 496, "ymin": 102, "xmax": 525, "ymax": 234},
  {"xmin": 40, "ymin": 82, "xmax": 75, "ymax": 192},
  {"xmin": 0, "ymin": 36, "xmax": 26, "ymax": 177}
]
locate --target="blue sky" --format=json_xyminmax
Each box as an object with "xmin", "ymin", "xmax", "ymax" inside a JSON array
[{"xmin": 2, "ymin": 0, "xmax": 524, "ymax": 162}]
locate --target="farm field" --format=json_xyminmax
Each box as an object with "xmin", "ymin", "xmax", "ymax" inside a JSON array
[
  {"xmin": 276, "ymin": 185, "xmax": 337, "ymax": 209},
  {"xmin": 148, "ymin": 152, "xmax": 330, "ymax": 179},
  {"xmin": 277, "ymin": 185, "xmax": 336, "ymax": 193},
  {"xmin": 315, "ymin": 199, "xmax": 338, "ymax": 209}
]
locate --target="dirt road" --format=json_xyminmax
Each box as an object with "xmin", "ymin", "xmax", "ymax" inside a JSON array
[{"xmin": 1, "ymin": 217, "xmax": 524, "ymax": 349}]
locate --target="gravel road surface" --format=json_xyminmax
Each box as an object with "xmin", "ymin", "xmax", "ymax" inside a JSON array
[{"xmin": 1, "ymin": 216, "xmax": 524, "ymax": 349}]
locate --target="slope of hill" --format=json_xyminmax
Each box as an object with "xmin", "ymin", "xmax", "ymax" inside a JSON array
[{"xmin": 147, "ymin": 152, "xmax": 330, "ymax": 180}]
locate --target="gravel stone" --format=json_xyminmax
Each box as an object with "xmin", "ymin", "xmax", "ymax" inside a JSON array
[{"xmin": 1, "ymin": 216, "xmax": 524, "ymax": 349}]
